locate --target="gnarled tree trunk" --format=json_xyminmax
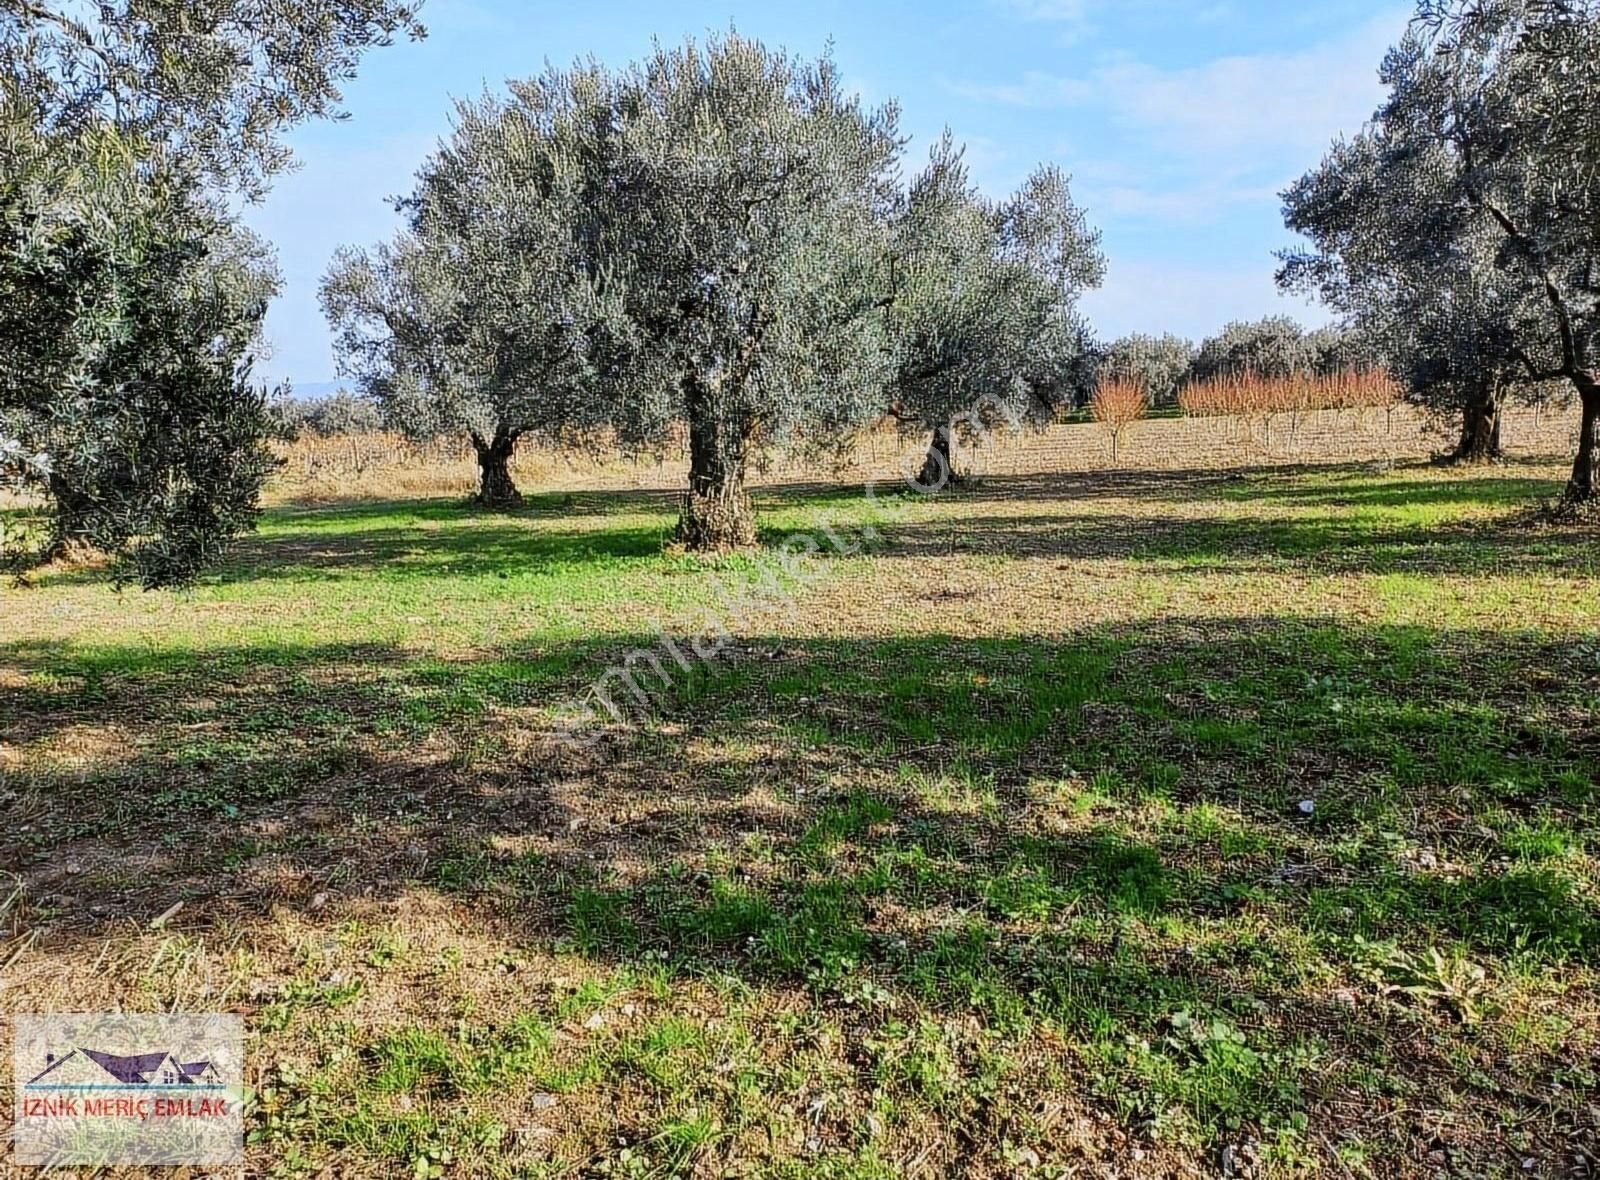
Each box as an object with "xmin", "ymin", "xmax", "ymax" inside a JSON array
[
  {"xmin": 1567, "ymin": 375, "xmax": 1600, "ymax": 503},
  {"xmin": 916, "ymin": 422, "xmax": 956, "ymax": 491},
  {"xmin": 472, "ymin": 426, "xmax": 522, "ymax": 509},
  {"xmin": 45, "ymin": 471, "xmax": 99, "ymax": 560},
  {"xmin": 1453, "ymin": 383, "xmax": 1504, "ymax": 464},
  {"xmin": 677, "ymin": 377, "xmax": 756, "ymax": 550}
]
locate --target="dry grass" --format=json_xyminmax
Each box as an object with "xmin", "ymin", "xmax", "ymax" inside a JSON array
[
  {"xmin": 265, "ymin": 402, "xmax": 1585, "ymax": 509},
  {"xmin": 2, "ymin": 414, "xmax": 1597, "ymax": 1178}
]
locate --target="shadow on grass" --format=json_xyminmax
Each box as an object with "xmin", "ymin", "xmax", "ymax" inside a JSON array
[
  {"xmin": 219, "ymin": 503, "xmax": 671, "ymax": 584},
  {"xmin": 15, "ymin": 460, "xmax": 1578, "ymax": 590},
  {"xmin": 864, "ymin": 508, "xmax": 1598, "ymax": 575},
  {"xmin": 4, "ymin": 614, "xmax": 1595, "ymax": 1163},
  {"xmin": 213, "ymin": 462, "xmax": 1587, "ymax": 586},
  {"xmin": 4, "ymin": 616, "xmax": 1594, "ymax": 957},
  {"xmin": 1218, "ymin": 472, "xmax": 1561, "ymax": 511},
  {"xmin": 220, "ymin": 486, "xmax": 871, "ymax": 584}
]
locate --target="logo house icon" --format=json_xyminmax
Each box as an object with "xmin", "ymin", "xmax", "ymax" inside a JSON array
[
  {"xmin": 27, "ymin": 1047, "xmax": 225, "ymax": 1090},
  {"xmin": 14, "ymin": 1013, "xmax": 243, "ymax": 1166}
]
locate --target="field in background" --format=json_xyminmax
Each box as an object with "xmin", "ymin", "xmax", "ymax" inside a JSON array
[
  {"xmin": 267, "ymin": 403, "xmax": 1585, "ymax": 504},
  {"xmin": 2, "ymin": 417, "xmax": 1597, "ymax": 1178}
]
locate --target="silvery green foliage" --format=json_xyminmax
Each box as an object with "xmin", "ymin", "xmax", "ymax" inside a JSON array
[
  {"xmin": 2, "ymin": 0, "xmax": 424, "ymax": 197},
  {"xmin": 1280, "ymin": 125, "xmax": 1545, "ymax": 434},
  {"xmin": 1099, "ymin": 333, "xmax": 1195, "ymax": 406},
  {"xmin": 321, "ymin": 235, "xmax": 462, "ymax": 441},
  {"xmin": 1188, "ymin": 317, "xmax": 1317, "ymax": 384},
  {"xmin": 322, "ymin": 34, "xmax": 1104, "ymax": 534},
  {"xmin": 886, "ymin": 134, "xmax": 1104, "ymax": 441},
  {"xmin": 1285, "ymin": 0, "xmax": 1600, "ymax": 493},
  {"xmin": 1035, "ymin": 315, "xmax": 1101, "ymax": 412},
  {"xmin": 606, "ymin": 34, "xmax": 903, "ymax": 515},
  {"xmin": 0, "ymin": 428, "xmax": 50, "ymax": 561},
  {"xmin": 322, "ymin": 66, "xmax": 634, "ymax": 503},
  {"xmin": 0, "ymin": 105, "xmax": 279, "ymax": 584},
  {"xmin": 266, "ymin": 390, "xmax": 382, "ymax": 439},
  {"xmin": 1, "ymin": 0, "xmax": 412, "ymax": 580},
  {"xmin": 1304, "ymin": 325, "xmax": 1388, "ymax": 375}
]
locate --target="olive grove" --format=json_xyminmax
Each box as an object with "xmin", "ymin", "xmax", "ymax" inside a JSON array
[
  {"xmin": 1096, "ymin": 333, "xmax": 1195, "ymax": 409},
  {"xmin": 328, "ymin": 35, "xmax": 1104, "ymax": 546}
]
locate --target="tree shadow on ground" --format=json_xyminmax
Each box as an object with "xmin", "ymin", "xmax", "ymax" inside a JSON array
[
  {"xmin": 17, "ymin": 460, "xmax": 1578, "ymax": 592},
  {"xmin": 218, "ymin": 517, "xmax": 670, "ymax": 585},
  {"xmin": 3, "ymin": 616, "xmax": 1595, "ymax": 1171},
  {"xmin": 862, "ymin": 508, "xmax": 1598, "ymax": 576},
  {"xmin": 5, "ymin": 618, "xmax": 1594, "ymax": 947},
  {"xmin": 758, "ymin": 455, "xmax": 1568, "ymax": 510}
]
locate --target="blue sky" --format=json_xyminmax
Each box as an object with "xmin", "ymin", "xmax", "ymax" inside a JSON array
[{"xmin": 244, "ymin": 0, "xmax": 1410, "ymax": 391}]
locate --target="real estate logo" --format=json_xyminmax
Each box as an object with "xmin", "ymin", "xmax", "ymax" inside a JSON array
[{"xmin": 12, "ymin": 1014, "xmax": 243, "ymax": 1166}]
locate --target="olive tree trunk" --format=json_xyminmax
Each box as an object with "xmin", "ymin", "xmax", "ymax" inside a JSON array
[
  {"xmin": 677, "ymin": 377, "xmax": 756, "ymax": 550},
  {"xmin": 472, "ymin": 427, "xmax": 523, "ymax": 509},
  {"xmin": 1568, "ymin": 375, "xmax": 1600, "ymax": 503},
  {"xmin": 45, "ymin": 471, "xmax": 99, "ymax": 559},
  {"xmin": 916, "ymin": 422, "xmax": 955, "ymax": 491},
  {"xmin": 1453, "ymin": 384, "xmax": 1504, "ymax": 463}
]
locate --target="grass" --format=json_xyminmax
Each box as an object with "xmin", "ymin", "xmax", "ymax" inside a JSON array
[{"xmin": 1, "ymin": 453, "xmax": 1598, "ymax": 1177}]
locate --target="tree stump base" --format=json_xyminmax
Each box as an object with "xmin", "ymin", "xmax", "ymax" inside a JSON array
[{"xmin": 675, "ymin": 487, "xmax": 757, "ymax": 551}]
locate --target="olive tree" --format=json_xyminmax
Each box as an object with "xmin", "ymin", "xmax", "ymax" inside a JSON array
[
  {"xmin": 1305, "ymin": 325, "xmax": 1388, "ymax": 376},
  {"xmin": 4, "ymin": 0, "xmax": 424, "ymax": 198},
  {"xmin": 0, "ymin": 110, "xmax": 279, "ymax": 584},
  {"xmin": 607, "ymin": 35, "xmax": 901, "ymax": 548},
  {"xmin": 2, "ymin": 0, "xmax": 420, "ymax": 580},
  {"xmin": 1284, "ymin": 1, "xmax": 1600, "ymax": 494},
  {"xmin": 265, "ymin": 390, "xmax": 385, "ymax": 439},
  {"xmin": 323, "ymin": 71, "xmax": 630, "ymax": 507},
  {"xmin": 1420, "ymin": 0, "xmax": 1600, "ymax": 494},
  {"xmin": 1098, "ymin": 333, "xmax": 1194, "ymax": 408},
  {"xmin": 1187, "ymin": 317, "xmax": 1316, "ymax": 385},
  {"xmin": 1281, "ymin": 129, "xmax": 1549, "ymax": 462},
  {"xmin": 883, "ymin": 136, "xmax": 1103, "ymax": 487}
]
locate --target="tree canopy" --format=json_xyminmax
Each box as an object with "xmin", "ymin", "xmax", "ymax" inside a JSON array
[
  {"xmin": 1188, "ymin": 317, "xmax": 1318, "ymax": 385},
  {"xmin": 326, "ymin": 36, "xmax": 1105, "ymax": 544},
  {"xmin": 0, "ymin": 108, "xmax": 279, "ymax": 583},
  {"xmin": 885, "ymin": 135, "xmax": 1103, "ymax": 487},
  {"xmin": 0, "ymin": 0, "xmax": 418, "ymax": 583},
  {"xmin": 604, "ymin": 35, "xmax": 901, "ymax": 547},
  {"xmin": 1281, "ymin": 0, "xmax": 1600, "ymax": 492},
  {"xmin": 323, "ymin": 69, "xmax": 631, "ymax": 507},
  {"xmin": 3, "ymin": 0, "xmax": 424, "ymax": 197},
  {"xmin": 1098, "ymin": 333, "xmax": 1194, "ymax": 407}
]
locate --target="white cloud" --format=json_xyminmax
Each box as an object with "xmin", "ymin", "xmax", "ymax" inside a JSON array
[
  {"xmin": 947, "ymin": 72, "xmax": 1090, "ymax": 108},
  {"xmin": 1057, "ymin": 152, "xmax": 1281, "ymax": 226},
  {"xmin": 951, "ymin": 10, "xmax": 1405, "ymax": 159},
  {"xmin": 949, "ymin": 8, "xmax": 1408, "ymax": 251},
  {"xmin": 987, "ymin": 0, "xmax": 1099, "ymax": 48},
  {"xmin": 1078, "ymin": 178, "xmax": 1278, "ymax": 222}
]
